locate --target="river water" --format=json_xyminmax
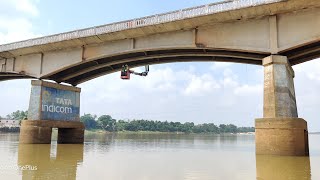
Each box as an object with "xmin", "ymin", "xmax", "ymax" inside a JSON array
[{"xmin": 0, "ymin": 133, "xmax": 319, "ymax": 180}]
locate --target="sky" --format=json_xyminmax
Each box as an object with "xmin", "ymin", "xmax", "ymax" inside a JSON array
[{"xmin": 0, "ymin": 0, "xmax": 319, "ymax": 131}]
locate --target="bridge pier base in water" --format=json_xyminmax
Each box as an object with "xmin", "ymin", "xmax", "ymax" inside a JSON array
[
  {"xmin": 19, "ymin": 120, "xmax": 85, "ymax": 144},
  {"xmin": 255, "ymin": 55, "xmax": 309, "ymax": 156},
  {"xmin": 19, "ymin": 121, "xmax": 52, "ymax": 144},
  {"xmin": 255, "ymin": 118, "xmax": 309, "ymax": 156}
]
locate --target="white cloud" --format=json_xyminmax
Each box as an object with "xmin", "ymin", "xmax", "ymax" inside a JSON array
[
  {"xmin": 15, "ymin": 0, "xmax": 39, "ymax": 16},
  {"xmin": 222, "ymin": 68, "xmax": 238, "ymax": 88},
  {"xmin": 0, "ymin": 17, "xmax": 41, "ymax": 44},
  {"xmin": 0, "ymin": 0, "xmax": 40, "ymax": 17},
  {"xmin": 234, "ymin": 84, "xmax": 262, "ymax": 95},
  {"xmin": 303, "ymin": 61, "xmax": 320, "ymax": 81},
  {"xmin": 183, "ymin": 74, "xmax": 220, "ymax": 96},
  {"xmin": 0, "ymin": 17, "xmax": 33, "ymax": 30},
  {"xmin": 0, "ymin": 0, "xmax": 41, "ymax": 44}
]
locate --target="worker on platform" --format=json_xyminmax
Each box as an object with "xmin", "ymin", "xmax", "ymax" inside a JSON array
[{"xmin": 121, "ymin": 65, "xmax": 149, "ymax": 80}]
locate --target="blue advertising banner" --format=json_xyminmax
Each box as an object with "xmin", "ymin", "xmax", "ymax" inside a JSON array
[
  {"xmin": 41, "ymin": 86, "xmax": 80, "ymax": 121},
  {"xmin": 28, "ymin": 80, "xmax": 81, "ymax": 122}
]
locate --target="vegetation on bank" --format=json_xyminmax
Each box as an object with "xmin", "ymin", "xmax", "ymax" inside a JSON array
[
  {"xmin": 0, "ymin": 110, "xmax": 27, "ymax": 132},
  {"xmin": 0, "ymin": 111, "xmax": 255, "ymax": 134},
  {"xmin": 0, "ymin": 110, "xmax": 28, "ymax": 120},
  {"xmin": 80, "ymin": 114, "xmax": 255, "ymax": 134}
]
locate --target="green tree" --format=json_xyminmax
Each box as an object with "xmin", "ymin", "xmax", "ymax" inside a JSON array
[
  {"xmin": 115, "ymin": 120, "xmax": 128, "ymax": 131},
  {"xmin": 80, "ymin": 114, "xmax": 97, "ymax": 130},
  {"xmin": 181, "ymin": 122, "xmax": 194, "ymax": 133},
  {"xmin": 1, "ymin": 110, "xmax": 257, "ymax": 134},
  {"xmin": 97, "ymin": 115, "xmax": 116, "ymax": 132},
  {"xmin": 226, "ymin": 124, "xmax": 237, "ymax": 133},
  {"xmin": 6, "ymin": 110, "xmax": 28, "ymax": 120},
  {"xmin": 238, "ymin": 127, "xmax": 255, "ymax": 133},
  {"xmin": 219, "ymin": 124, "xmax": 227, "ymax": 133}
]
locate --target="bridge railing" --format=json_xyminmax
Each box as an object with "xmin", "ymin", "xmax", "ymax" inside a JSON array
[{"xmin": 0, "ymin": 0, "xmax": 285, "ymax": 52}]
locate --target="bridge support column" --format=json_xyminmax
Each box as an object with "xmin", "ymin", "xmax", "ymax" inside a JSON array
[
  {"xmin": 19, "ymin": 80, "xmax": 84, "ymax": 144},
  {"xmin": 19, "ymin": 121, "xmax": 52, "ymax": 144},
  {"xmin": 255, "ymin": 55, "xmax": 309, "ymax": 156}
]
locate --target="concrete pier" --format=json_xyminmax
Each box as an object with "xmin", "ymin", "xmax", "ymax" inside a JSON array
[
  {"xmin": 255, "ymin": 55, "xmax": 309, "ymax": 156},
  {"xmin": 19, "ymin": 120, "xmax": 84, "ymax": 144},
  {"xmin": 19, "ymin": 123, "xmax": 52, "ymax": 144},
  {"xmin": 19, "ymin": 80, "xmax": 84, "ymax": 144},
  {"xmin": 256, "ymin": 118, "xmax": 309, "ymax": 156}
]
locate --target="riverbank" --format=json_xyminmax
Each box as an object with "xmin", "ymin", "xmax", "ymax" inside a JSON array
[{"xmin": 84, "ymin": 130, "xmax": 255, "ymax": 135}]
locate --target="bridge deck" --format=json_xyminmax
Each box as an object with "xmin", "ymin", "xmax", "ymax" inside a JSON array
[{"xmin": 0, "ymin": 0, "xmax": 293, "ymax": 56}]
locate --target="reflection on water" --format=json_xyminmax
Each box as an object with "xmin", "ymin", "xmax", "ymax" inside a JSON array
[
  {"xmin": 256, "ymin": 155, "xmax": 311, "ymax": 180},
  {"xmin": 18, "ymin": 144, "xmax": 83, "ymax": 180},
  {"xmin": 0, "ymin": 133, "xmax": 318, "ymax": 179}
]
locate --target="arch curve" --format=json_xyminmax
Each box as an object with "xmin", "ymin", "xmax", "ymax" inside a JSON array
[{"xmin": 43, "ymin": 48, "xmax": 267, "ymax": 85}]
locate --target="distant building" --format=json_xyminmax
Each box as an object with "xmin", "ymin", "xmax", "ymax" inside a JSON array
[{"xmin": 0, "ymin": 120, "xmax": 20, "ymax": 128}]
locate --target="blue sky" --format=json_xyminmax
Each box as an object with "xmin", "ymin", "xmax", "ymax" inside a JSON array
[{"xmin": 0, "ymin": 0, "xmax": 320, "ymax": 131}]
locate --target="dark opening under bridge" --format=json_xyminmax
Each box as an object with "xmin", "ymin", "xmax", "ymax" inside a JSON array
[{"xmin": 0, "ymin": 0, "xmax": 319, "ymax": 156}]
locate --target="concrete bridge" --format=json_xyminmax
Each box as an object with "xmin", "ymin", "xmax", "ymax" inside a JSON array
[{"xmin": 0, "ymin": 0, "xmax": 319, "ymax": 156}]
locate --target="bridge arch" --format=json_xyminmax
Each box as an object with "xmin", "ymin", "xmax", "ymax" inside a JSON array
[{"xmin": 44, "ymin": 48, "xmax": 267, "ymax": 85}]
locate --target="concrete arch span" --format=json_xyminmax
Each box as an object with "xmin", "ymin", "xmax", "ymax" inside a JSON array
[
  {"xmin": 44, "ymin": 48, "xmax": 267, "ymax": 85},
  {"xmin": 1, "ymin": 40, "xmax": 319, "ymax": 85}
]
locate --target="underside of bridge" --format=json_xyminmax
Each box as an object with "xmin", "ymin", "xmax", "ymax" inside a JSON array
[
  {"xmin": 1, "ymin": 40, "xmax": 319, "ymax": 85},
  {"xmin": 43, "ymin": 40, "xmax": 320, "ymax": 85},
  {"xmin": 44, "ymin": 48, "xmax": 268, "ymax": 85}
]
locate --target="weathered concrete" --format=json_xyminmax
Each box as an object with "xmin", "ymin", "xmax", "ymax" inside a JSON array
[
  {"xmin": 19, "ymin": 120, "xmax": 85, "ymax": 144},
  {"xmin": 255, "ymin": 118, "xmax": 309, "ymax": 156},
  {"xmin": 19, "ymin": 122, "xmax": 52, "ymax": 144},
  {"xmin": 263, "ymin": 55, "xmax": 297, "ymax": 118}
]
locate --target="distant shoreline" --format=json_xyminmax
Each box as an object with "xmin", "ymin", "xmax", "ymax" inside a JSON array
[{"xmin": 84, "ymin": 130, "xmax": 256, "ymax": 135}]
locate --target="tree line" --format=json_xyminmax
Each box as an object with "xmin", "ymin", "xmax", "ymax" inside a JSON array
[
  {"xmin": 0, "ymin": 110, "xmax": 28, "ymax": 120},
  {"xmin": 80, "ymin": 114, "xmax": 255, "ymax": 134},
  {"xmin": 0, "ymin": 111, "xmax": 255, "ymax": 134}
]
